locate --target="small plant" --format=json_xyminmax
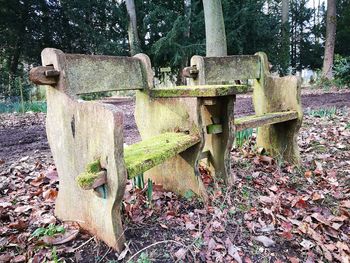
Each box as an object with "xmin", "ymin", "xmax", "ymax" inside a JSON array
[
  {"xmin": 133, "ymin": 174, "xmax": 145, "ymax": 189},
  {"xmin": 51, "ymin": 247, "xmax": 60, "ymax": 263},
  {"xmin": 130, "ymin": 252, "xmax": 151, "ymax": 263},
  {"xmin": 235, "ymin": 128, "xmax": 254, "ymax": 147},
  {"xmin": 241, "ymin": 186, "xmax": 250, "ymax": 199},
  {"xmin": 31, "ymin": 224, "xmax": 65, "ymax": 239},
  {"xmin": 146, "ymin": 178, "xmax": 153, "ymax": 206},
  {"xmin": 307, "ymin": 107, "xmax": 337, "ymax": 118}
]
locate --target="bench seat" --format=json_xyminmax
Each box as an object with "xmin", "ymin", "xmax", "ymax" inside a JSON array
[
  {"xmin": 149, "ymin": 84, "xmax": 248, "ymax": 98},
  {"xmin": 234, "ymin": 111, "xmax": 298, "ymax": 131},
  {"xmin": 124, "ymin": 132, "xmax": 200, "ymax": 178}
]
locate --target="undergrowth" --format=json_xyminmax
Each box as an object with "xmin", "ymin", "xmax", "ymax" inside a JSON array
[{"xmin": 0, "ymin": 101, "xmax": 47, "ymax": 113}]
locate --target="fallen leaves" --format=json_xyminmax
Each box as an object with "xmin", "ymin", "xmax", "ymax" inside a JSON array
[
  {"xmin": 1, "ymin": 103, "xmax": 350, "ymax": 262},
  {"xmin": 253, "ymin": 236, "xmax": 276, "ymax": 247}
]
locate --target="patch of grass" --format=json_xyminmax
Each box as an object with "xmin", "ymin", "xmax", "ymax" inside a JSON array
[
  {"xmin": 345, "ymin": 122, "xmax": 350, "ymax": 130},
  {"xmin": 307, "ymin": 107, "xmax": 337, "ymax": 118},
  {"xmin": 235, "ymin": 128, "xmax": 254, "ymax": 147},
  {"xmin": 0, "ymin": 101, "xmax": 47, "ymax": 113}
]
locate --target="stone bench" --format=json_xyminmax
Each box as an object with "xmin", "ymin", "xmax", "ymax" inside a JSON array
[
  {"xmin": 29, "ymin": 48, "xmax": 249, "ymax": 251},
  {"xmin": 29, "ymin": 49, "xmax": 302, "ymax": 252}
]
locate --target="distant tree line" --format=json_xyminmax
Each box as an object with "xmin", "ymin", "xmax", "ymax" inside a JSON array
[{"xmin": 0, "ymin": 0, "xmax": 349, "ymax": 99}]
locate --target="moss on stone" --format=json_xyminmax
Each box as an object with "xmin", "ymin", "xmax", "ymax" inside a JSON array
[
  {"xmin": 124, "ymin": 132, "xmax": 200, "ymax": 179},
  {"xmin": 149, "ymin": 84, "xmax": 248, "ymax": 98},
  {"xmin": 86, "ymin": 159, "xmax": 101, "ymax": 173},
  {"xmin": 76, "ymin": 159, "xmax": 103, "ymax": 189},
  {"xmin": 234, "ymin": 111, "xmax": 298, "ymax": 132},
  {"xmin": 76, "ymin": 172, "xmax": 101, "ymax": 190}
]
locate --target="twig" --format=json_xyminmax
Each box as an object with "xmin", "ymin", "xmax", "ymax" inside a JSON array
[
  {"xmin": 96, "ymin": 247, "xmax": 111, "ymax": 263},
  {"xmin": 127, "ymin": 240, "xmax": 187, "ymax": 263},
  {"xmin": 73, "ymin": 236, "xmax": 95, "ymax": 252}
]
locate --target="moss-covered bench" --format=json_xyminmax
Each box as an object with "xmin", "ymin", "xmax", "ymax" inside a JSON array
[
  {"xmin": 140, "ymin": 53, "xmax": 302, "ymax": 193},
  {"xmin": 29, "ymin": 48, "xmax": 249, "ymax": 251}
]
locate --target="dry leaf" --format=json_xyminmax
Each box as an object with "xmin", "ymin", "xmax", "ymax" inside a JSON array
[
  {"xmin": 300, "ymin": 239, "xmax": 314, "ymax": 250},
  {"xmin": 43, "ymin": 188, "xmax": 58, "ymax": 201},
  {"xmin": 174, "ymin": 248, "xmax": 187, "ymax": 260},
  {"xmin": 253, "ymin": 236, "xmax": 275, "ymax": 247},
  {"xmin": 225, "ymin": 238, "xmax": 242, "ymax": 263},
  {"xmin": 159, "ymin": 223, "xmax": 168, "ymax": 229},
  {"xmin": 304, "ymin": 171, "xmax": 312, "ymax": 178},
  {"xmin": 42, "ymin": 229, "xmax": 79, "ymax": 245}
]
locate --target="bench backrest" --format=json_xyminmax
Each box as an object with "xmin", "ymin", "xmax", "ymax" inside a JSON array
[
  {"xmin": 190, "ymin": 54, "xmax": 264, "ymax": 85},
  {"xmin": 41, "ymin": 48, "xmax": 152, "ymax": 96}
]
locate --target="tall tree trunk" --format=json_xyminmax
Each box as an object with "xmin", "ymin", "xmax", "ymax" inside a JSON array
[
  {"xmin": 281, "ymin": 0, "xmax": 290, "ymax": 74},
  {"xmin": 202, "ymin": 0, "xmax": 227, "ymax": 56},
  {"xmin": 322, "ymin": 0, "xmax": 337, "ymax": 79},
  {"xmin": 177, "ymin": 0, "xmax": 192, "ymax": 85},
  {"xmin": 125, "ymin": 0, "xmax": 142, "ymax": 56}
]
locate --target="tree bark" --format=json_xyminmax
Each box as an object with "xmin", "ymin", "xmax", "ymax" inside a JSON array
[
  {"xmin": 322, "ymin": 0, "xmax": 337, "ymax": 79},
  {"xmin": 125, "ymin": 0, "xmax": 142, "ymax": 56},
  {"xmin": 202, "ymin": 0, "xmax": 227, "ymax": 56},
  {"xmin": 281, "ymin": 0, "xmax": 290, "ymax": 74}
]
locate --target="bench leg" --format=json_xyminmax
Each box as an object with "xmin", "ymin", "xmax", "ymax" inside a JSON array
[
  {"xmin": 199, "ymin": 96, "xmax": 235, "ymax": 184},
  {"xmin": 46, "ymin": 87, "xmax": 127, "ymax": 252},
  {"xmin": 253, "ymin": 73, "xmax": 303, "ymax": 165},
  {"xmin": 135, "ymin": 91, "xmax": 207, "ymax": 198}
]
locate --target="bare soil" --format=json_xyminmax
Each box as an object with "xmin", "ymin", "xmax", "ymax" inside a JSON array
[{"xmin": 1, "ymin": 92, "xmax": 350, "ymax": 165}]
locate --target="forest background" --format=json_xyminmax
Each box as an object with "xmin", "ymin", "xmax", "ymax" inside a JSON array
[{"xmin": 0, "ymin": 0, "xmax": 349, "ymax": 104}]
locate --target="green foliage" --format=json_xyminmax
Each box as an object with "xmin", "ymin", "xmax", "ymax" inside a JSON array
[
  {"xmin": 131, "ymin": 252, "xmax": 151, "ymax": 263},
  {"xmin": 0, "ymin": 101, "xmax": 47, "ymax": 113},
  {"xmin": 307, "ymin": 107, "xmax": 338, "ymax": 118},
  {"xmin": 1, "ymin": 0, "xmax": 348, "ymax": 95},
  {"xmin": 336, "ymin": 0, "xmax": 350, "ymax": 56},
  {"xmin": 235, "ymin": 128, "xmax": 254, "ymax": 147},
  {"xmin": 31, "ymin": 224, "xmax": 65, "ymax": 239},
  {"xmin": 51, "ymin": 247, "xmax": 60, "ymax": 263},
  {"xmin": 333, "ymin": 55, "xmax": 350, "ymax": 87}
]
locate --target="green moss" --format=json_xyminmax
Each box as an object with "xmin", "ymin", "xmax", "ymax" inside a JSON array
[
  {"xmin": 234, "ymin": 111, "xmax": 298, "ymax": 131},
  {"xmin": 149, "ymin": 84, "xmax": 248, "ymax": 98},
  {"xmin": 86, "ymin": 159, "xmax": 101, "ymax": 173},
  {"xmin": 76, "ymin": 159, "xmax": 102, "ymax": 189},
  {"xmin": 76, "ymin": 172, "xmax": 101, "ymax": 190},
  {"xmin": 206, "ymin": 124, "xmax": 223, "ymax": 134},
  {"xmin": 124, "ymin": 132, "xmax": 200, "ymax": 179}
]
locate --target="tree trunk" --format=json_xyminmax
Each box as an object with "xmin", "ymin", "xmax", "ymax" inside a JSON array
[
  {"xmin": 322, "ymin": 0, "xmax": 336, "ymax": 80},
  {"xmin": 202, "ymin": 0, "xmax": 227, "ymax": 56},
  {"xmin": 281, "ymin": 0, "xmax": 290, "ymax": 74},
  {"xmin": 176, "ymin": 0, "xmax": 192, "ymax": 85},
  {"xmin": 125, "ymin": 0, "xmax": 142, "ymax": 55}
]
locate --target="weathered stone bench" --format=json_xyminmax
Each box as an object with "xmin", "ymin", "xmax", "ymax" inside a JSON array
[
  {"xmin": 29, "ymin": 49, "xmax": 302, "ymax": 252},
  {"xmin": 140, "ymin": 53, "xmax": 302, "ymax": 197}
]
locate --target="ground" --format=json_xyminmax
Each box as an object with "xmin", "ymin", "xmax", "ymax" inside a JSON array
[{"xmin": 0, "ymin": 90, "xmax": 349, "ymax": 262}]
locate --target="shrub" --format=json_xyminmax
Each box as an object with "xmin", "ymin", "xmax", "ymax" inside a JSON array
[{"xmin": 333, "ymin": 55, "xmax": 350, "ymax": 87}]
